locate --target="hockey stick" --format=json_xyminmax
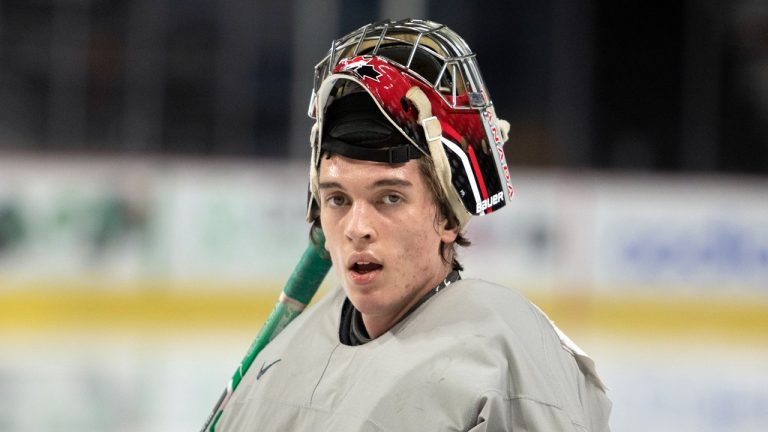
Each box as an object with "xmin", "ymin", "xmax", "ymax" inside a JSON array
[{"xmin": 200, "ymin": 229, "xmax": 332, "ymax": 432}]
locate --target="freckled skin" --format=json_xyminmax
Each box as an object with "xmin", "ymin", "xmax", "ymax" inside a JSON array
[{"xmin": 318, "ymin": 155, "xmax": 458, "ymax": 338}]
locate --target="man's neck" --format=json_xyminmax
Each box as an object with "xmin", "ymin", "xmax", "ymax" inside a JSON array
[{"xmin": 361, "ymin": 267, "xmax": 458, "ymax": 339}]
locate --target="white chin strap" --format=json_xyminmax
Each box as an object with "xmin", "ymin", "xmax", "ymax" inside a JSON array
[
  {"xmin": 307, "ymin": 122, "xmax": 321, "ymax": 223},
  {"xmin": 404, "ymin": 86, "xmax": 472, "ymax": 229}
]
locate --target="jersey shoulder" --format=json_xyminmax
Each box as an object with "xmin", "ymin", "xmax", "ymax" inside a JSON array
[{"xmin": 428, "ymin": 278, "xmax": 549, "ymax": 330}]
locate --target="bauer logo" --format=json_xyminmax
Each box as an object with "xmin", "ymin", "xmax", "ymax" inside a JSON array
[{"xmin": 476, "ymin": 191, "xmax": 504, "ymax": 213}]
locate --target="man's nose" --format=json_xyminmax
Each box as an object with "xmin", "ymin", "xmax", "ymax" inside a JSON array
[{"xmin": 344, "ymin": 201, "xmax": 377, "ymax": 245}]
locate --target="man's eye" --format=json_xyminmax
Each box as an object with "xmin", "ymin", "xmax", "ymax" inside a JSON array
[
  {"xmin": 382, "ymin": 194, "xmax": 402, "ymax": 205},
  {"xmin": 326, "ymin": 195, "xmax": 347, "ymax": 207}
]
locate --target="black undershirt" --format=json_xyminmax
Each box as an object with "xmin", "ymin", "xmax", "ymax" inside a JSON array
[{"xmin": 339, "ymin": 270, "xmax": 461, "ymax": 346}]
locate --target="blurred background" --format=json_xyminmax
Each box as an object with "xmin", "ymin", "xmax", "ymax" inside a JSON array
[{"xmin": 0, "ymin": 0, "xmax": 767, "ymax": 431}]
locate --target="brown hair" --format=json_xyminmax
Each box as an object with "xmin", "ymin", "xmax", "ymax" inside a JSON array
[{"xmin": 416, "ymin": 156, "xmax": 470, "ymax": 271}]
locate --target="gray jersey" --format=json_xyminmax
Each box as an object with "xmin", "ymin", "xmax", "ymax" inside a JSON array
[{"xmin": 217, "ymin": 279, "xmax": 611, "ymax": 431}]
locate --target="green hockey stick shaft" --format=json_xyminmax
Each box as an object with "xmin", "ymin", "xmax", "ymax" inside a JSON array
[{"xmin": 201, "ymin": 230, "xmax": 332, "ymax": 432}]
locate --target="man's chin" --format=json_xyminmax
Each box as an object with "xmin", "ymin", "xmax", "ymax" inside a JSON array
[{"xmin": 345, "ymin": 288, "xmax": 388, "ymax": 313}]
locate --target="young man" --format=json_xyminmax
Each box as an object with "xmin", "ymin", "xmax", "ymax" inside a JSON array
[{"xmin": 216, "ymin": 19, "xmax": 611, "ymax": 431}]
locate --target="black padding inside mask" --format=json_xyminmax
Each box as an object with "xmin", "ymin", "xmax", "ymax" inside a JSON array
[{"xmin": 321, "ymin": 92, "xmax": 421, "ymax": 163}]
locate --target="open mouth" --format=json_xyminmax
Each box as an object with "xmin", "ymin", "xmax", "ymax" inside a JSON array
[{"xmin": 351, "ymin": 262, "xmax": 383, "ymax": 274}]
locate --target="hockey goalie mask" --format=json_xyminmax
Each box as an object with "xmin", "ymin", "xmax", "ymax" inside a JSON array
[{"xmin": 308, "ymin": 19, "xmax": 513, "ymax": 228}]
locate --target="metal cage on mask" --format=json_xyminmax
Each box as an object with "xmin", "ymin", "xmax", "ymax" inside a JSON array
[{"xmin": 307, "ymin": 18, "xmax": 514, "ymax": 228}]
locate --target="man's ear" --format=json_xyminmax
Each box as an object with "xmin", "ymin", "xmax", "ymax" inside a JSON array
[{"xmin": 437, "ymin": 217, "xmax": 460, "ymax": 244}]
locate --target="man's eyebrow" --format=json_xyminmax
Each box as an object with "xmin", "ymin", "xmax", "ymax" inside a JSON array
[
  {"xmin": 317, "ymin": 179, "xmax": 413, "ymax": 190},
  {"xmin": 370, "ymin": 178, "xmax": 413, "ymax": 189},
  {"xmin": 318, "ymin": 181, "xmax": 344, "ymax": 190}
]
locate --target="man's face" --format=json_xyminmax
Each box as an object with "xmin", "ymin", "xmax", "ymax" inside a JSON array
[{"xmin": 317, "ymin": 154, "xmax": 457, "ymax": 333}]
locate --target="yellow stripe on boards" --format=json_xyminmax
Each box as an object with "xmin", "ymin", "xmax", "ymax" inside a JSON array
[
  {"xmin": 531, "ymin": 293, "xmax": 768, "ymax": 345},
  {"xmin": 1, "ymin": 281, "xmax": 767, "ymax": 343},
  {"xmin": 0, "ymin": 280, "xmax": 283, "ymax": 332}
]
